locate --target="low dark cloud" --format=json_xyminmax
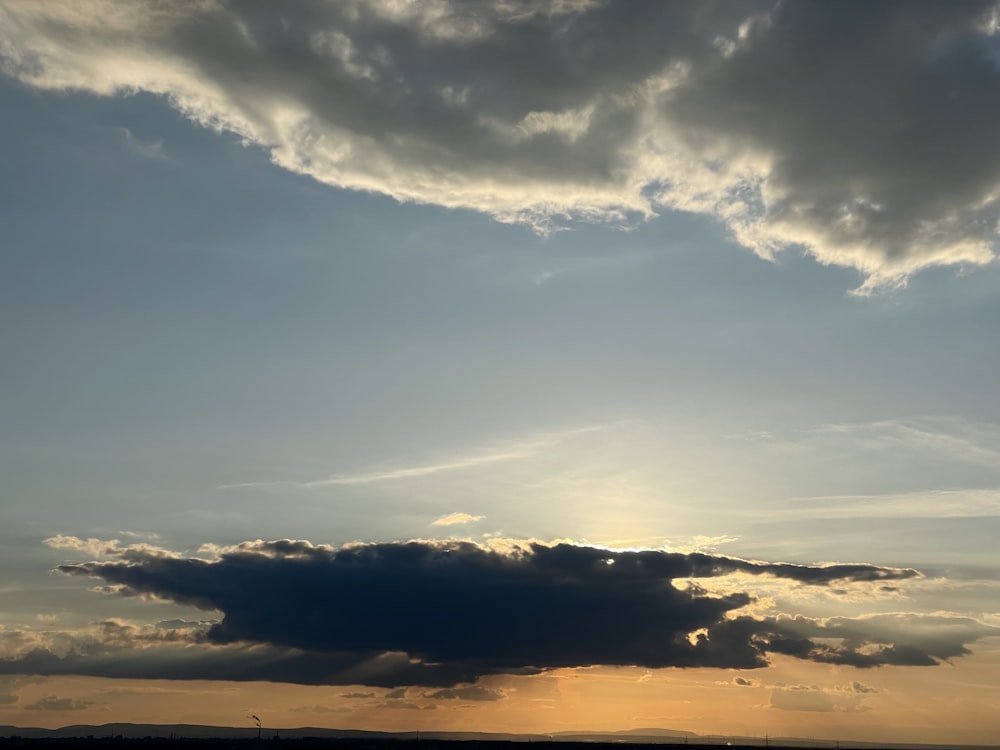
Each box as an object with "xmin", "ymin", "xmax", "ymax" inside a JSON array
[
  {"xmin": 50, "ymin": 540, "xmax": 918, "ymax": 671},
  {"xmin": 2, "ymin": 1, "xmax": 999, "ymax": 287},
  {"xmin": 1, "ymin": 539, "xmax": 994, "ymax": 686}
]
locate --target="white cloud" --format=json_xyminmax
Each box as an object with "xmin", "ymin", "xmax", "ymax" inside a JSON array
[
  {"xmin": 431, "ymin": 512, "xmax": 485, "ymax": 527},
  {"xmin": 117, "ymin": 127, "xmax": 167, "ymax": 160},
  {"xmin": 43, "ymin": 535, "xmax": 179, "ymax": 561},
  {"xmin": 2, "ymin": 1, "xmax": 1000, "ymax": 289}
]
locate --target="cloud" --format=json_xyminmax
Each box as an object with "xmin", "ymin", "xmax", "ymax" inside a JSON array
[
  {"xmin": 780, "ymin": 488, "xmax": 1000, "ymax": 520},
  {"xmin": 4, "ymin": 537, "xmax": 989, "ymax": 687},
  {"xmin": 431, "ymin": 512, "xmax": 485, "ymax": 527},
  {"xmin": 44, "ymin": 534, "xmax": 179, "ymax": 561},
  {"xmin": 850, "ymin": 681, "xmax": 878, "ymax": 694},
  {"xmin": 762, "ymin": 613, "xmax": 1000, "ymax": 666},
  {"xmin": 23, "ymin": 695, "xmax": 96, "ymax": 712},
  {"xmin": 381, "ymin": 700, "xmax": 435, "ymax": 711},
  {"xmin": 218, "ymin": 425, "xmax": 604, "ymax": 491},
  {"xmin": 769, "ymin": 681, "xmax": 881, "ymax": 713},
  {"xmin": 425, "ymin": 685, "xmax": 505, "ymax": 701},
  {"xmin": 118, "ymin": 127, "xmax": 167, "ymax": 160},
  {"xmin": 0, "ymin": 675, "xmax": 47, "ymax": 706},
  {"xmin": 2, "ymin": 1, "xmax": 999, "ymax": 289},
  {"xmin": 769, "ymin": 685, "xmax": 838, "ymax": 713},
  {"xmin": 290, "ymin": 704, "xmax": 352, "ymax": 714}
]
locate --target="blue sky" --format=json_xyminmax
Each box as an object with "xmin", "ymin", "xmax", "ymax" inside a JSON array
[{"xmin": 2, "ymin": 2, "xmax": 1000, "ymax": 743}]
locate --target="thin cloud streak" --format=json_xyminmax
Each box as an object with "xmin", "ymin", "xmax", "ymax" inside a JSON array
[
  {"xmin": 218, "ymin": 425, "xmax": 607, "ymax": 491},
  {"xmin": 779, "ymin": 488, "xmax": 1000, "ymax": 520}
]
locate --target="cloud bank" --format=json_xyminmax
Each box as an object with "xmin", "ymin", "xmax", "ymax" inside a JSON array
[
  {"xmin": 2, "ymin": 0, "xmax": 999, "ymax": 289},
  {"xmin": 4, "ymin": 537, "xmax": 994, "ymax": 686}
]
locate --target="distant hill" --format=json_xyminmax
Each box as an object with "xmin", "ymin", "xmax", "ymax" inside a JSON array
[{"xmin": 0, "ymin": 724, "xmax": 996, "ymax": 750}]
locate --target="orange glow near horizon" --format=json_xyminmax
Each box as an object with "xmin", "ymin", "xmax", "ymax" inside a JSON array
[{"xmin": 4, "ymin": 649, "xmax": 1000, "ymax": 746}]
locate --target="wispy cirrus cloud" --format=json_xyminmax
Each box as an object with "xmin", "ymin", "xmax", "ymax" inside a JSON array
[
  {"xmin": 778, "ymin": 488, "xmax": 1000, "ymax": 520},
  {"xmin": 217, "ymin": 425, "xmax": 605, "ymax": 491}
]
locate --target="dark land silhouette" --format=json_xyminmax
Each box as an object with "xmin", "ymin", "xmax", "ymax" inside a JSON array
[{"xmin": 0, "ymin": 726, "xmax": 995, "ymax": 750}]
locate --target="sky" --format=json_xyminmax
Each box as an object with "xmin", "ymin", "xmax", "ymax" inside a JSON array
[{"xmin": 1, "ymin": 0, "xmax": 1000, "ymax": 744}]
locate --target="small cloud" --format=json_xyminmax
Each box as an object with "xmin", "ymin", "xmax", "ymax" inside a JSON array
[
  {"xmin": 769, "ymin": 685, "xmax": 835, "ymax": 713},
  {"xmin": 533, "ymin": 269, "xmax": 565, "ymax": 285},
  {"xmin": 850, "ymin": 681, "xmax": 878, "ymax": 694},
  {"xmin": 426, "ymin": 685, "xmax": 505, "ymax": 702},
  {"xmin": 290, "ymin": 704, "xmax": 351, "ymax": 714},
  {"xmin": 431, "ymin": 512, "xmax": 485, "ymax": 527},
  {"xmin": 24, "ymin": 695, "xmax": 96, "ymax": 712},
  {"xmin": 340, "ymin": 691, "xmax": 375, "ymax": 699},
  {"xmin": 118, "ymin": 531, "xmax": 161, "ymax": 540},
  {"xmin": 118, "ymin": 127, "xmax": 168, "ymax": 160},
  {"xmin": 381, "ymin": 699, "xmax": 436, "ymax": 710},
  {"xmin": 769, "ymin": 682, "xmax": 876, "ymax": 713},
  {"xmin": 733, "ymin": 676, "xmax": 757, "ymax": 687}
]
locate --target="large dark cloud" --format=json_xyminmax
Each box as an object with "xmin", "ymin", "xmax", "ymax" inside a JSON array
[
  {"xmin": 51, "ymin": 540, "xmax": 918, "ymax": 670},
  {"xmin": 4, "ymin": 538, "xmax": 989, "ymax": 687},
  {"xmin": 1, "ymin": 1, "xmax": 998, "ymax": 288}
]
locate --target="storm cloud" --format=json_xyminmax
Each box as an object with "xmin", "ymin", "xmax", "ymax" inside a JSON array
[
  {"xmin": 51, "ymin": 539, "xmax": 921, "ymax": 668},
  {"xmin": 3, "ymin": 537, "xmax": 991, "ymax": 686},
  {"xmin": 2, "ymin": 1, "xmax": 999, "ymax": 289}
]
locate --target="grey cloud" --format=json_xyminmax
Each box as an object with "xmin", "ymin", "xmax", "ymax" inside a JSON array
[
  {"xmin": 51, "ymin": 539, "xmax": 918, "ymax": 672},
  {"xmin": 0, "ymin": 642, "xmax": 489, "ymax": 688},
  {"xmin": 769, "ymin": 685, "xmax": 839, "ymax": 713},
  {"xmin": 0, "ymin": 539, "xmax": 990, "ymax": 686},
  {"xmin": 426, "ymin": 685, "xmax": 506, "ymax": 701},
  {"xmin": 23, "ymin": 695, "xmax": 95, "ymax": 712},
  {"xmin": 2, "ymin": 1, "xmax": 999, "ymax": 288},
  {"xmin": 768, "ymin": 680, "xmax": 882, "ymax": 713},
  {"xmin": 762, "ymin": 613, "xmax": 1000, "ymax": 666},
  {"xmin": 381, "ymin": 699, "xmax": 436, "ymax": 711},
  {"xmin": 0, "ymin": 675, "xmax": 46, "ymax": 706},
  {"xmin": 0, "ymin": 538, "xmax": 981, "ymax": 687}
]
